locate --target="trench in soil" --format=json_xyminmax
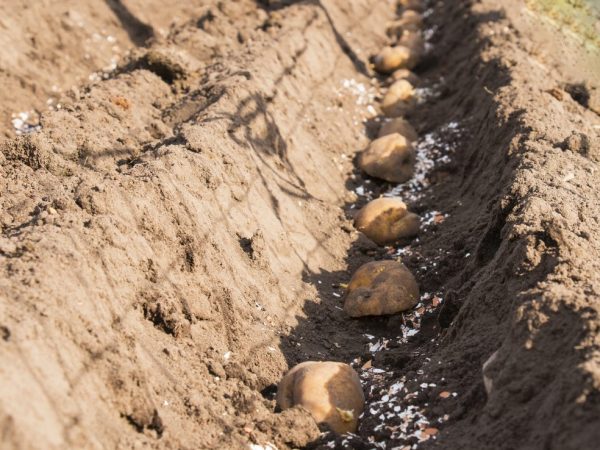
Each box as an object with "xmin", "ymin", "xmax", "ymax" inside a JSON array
[
  {"xmin": 278, "ymin": 0, "xmax": 600, "ymax": 448},
  {"xmin": 1, "ymin": 0, "xmax": 599, "ymax": 449},
  {"xmin": 280, "ymin": 2, "xmax": 512, "ymax": 447}
]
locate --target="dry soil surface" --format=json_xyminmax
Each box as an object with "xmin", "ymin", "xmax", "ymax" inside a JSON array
[{"xmin": 0, "ymin": 1, "xmax": 599, "ymax": 449}]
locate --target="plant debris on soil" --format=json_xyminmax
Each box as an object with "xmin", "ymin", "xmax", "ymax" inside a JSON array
[{"xmin": 0, "ymin": 0, "xmax": 599, "ymax": 449}]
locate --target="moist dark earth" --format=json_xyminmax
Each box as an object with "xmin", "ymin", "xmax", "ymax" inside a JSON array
[{"xmin": 0, "ymin": 0, "xmax": 599, "ymax": 449}]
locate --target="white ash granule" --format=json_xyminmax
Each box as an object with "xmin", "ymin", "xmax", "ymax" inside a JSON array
[
  {"xmin": 11, "ymin": 111, "xmax": 41, "ymax": 135},
  {"xmin": 337, "ymin": 78, "xmax": 381, "ymax": 123},
  {"xmin": 421, "ymin": 210, "xmax": 448, "ymax": 226},
  {"xmin": 415, "ymin": 86, "xmax": 440, "ymax": 105},
  {"xmin": 249, "ymin": 444, "xmax": 278, "ymax": 450},
  {"xmin": 386, "ymin": 121, "xmax": 462, "ymax": 203},
  {"xmin": 423, "ymin": 26, "xmax": 438, "ymax": 42},
  {"xmin": 340, "ymin": 78, "xmax": 378, "ymax": 106},
  {"xmin": 423, "ymin": 8, "xmax": 435, "ymax": 18}
]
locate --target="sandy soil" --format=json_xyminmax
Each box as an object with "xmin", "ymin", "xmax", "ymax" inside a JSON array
[
  {"xmin": 0, "ymin": 0, "xmax": 221, "ymax": 140},
  {"xmin": 0, "ymin": 0, "xmax": 599, "ymax": 449}
]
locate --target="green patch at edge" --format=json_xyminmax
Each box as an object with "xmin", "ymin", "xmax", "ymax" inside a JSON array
[{"xmin": 526, "ymin": 0, "xmax": 600, "ymax": 45}]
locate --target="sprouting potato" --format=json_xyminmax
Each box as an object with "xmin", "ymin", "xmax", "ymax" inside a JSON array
[
  {"xmin": 378, "ymin": 117, "xmax": 418, "ymax": 142},
  {"xmin": 381, "ymin": 79, "xmax": 416, "ymax": 117},
  {"xmin": 276, "ymin": 361, "xmax": 365, "ymax": 434},
  {"xmin": 358, "ymin": 133, "xmax": 415, "ymax": 183},
  {"xmin": 373, "ymin": 46, "xmax": 418, "ymax": 74},
  {"xmin": 354, "ymin": 197, "xmax": 420, "ymax": 245},
  {"xmin": 391, "ymin": 68, "xmax": 420, "ymax": 85},
  {"xmin": 344, "ymin": 260, "xmax": 419, "ymax": 317}
]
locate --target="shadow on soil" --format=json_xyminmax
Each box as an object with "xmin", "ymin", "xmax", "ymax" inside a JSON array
[
  {"xmin": 271, "ymin": 1, "xmax": 578, "ymax": 446},
  {"xmin": 104, "ymin": 0, "xmax": 155, "ymax": 46}
]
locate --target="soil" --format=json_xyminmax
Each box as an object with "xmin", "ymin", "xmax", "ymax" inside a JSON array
[
  {"xmin": 0, "ymin": 0, "xmax": 234, "ymax": 140},
  {"xmin": 0, "ymin": 1, "xmax": 599, "ymax": 450}
]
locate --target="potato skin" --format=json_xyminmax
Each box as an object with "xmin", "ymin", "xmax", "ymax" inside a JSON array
[
  {"xmin": 381, "ymin": 79, "xmax": 416, "ymax": 117},
  {"xmin": 276, "ymin": 361, "xmax": 365, "ymax": 434},
  {"xmin": 378, "ymin": 117, "xmax": 418, "ymax": 142},
  {"xmin": 399, "ymin": 10, "xmax": 424, "ymax": 29},
  {"xmin": 358, "ymin": 133, "xmax": 415, "ymax": 183},
  {"xmin": 354, "ymin": 197, "xmax": 420, "ymax": 245},
  {"xmin": 386, "ymin": 10, "xmax": 424, "ymax": 39},
  {"xmin": 344, "ymin": 260, "xmax": 419, "ymax": 317},
  {"xmin": 398, "ymin": 30, "xmax": 424, "ymax": 55},
  {"xmin": 391, "ymin": 68, "xmax": 421, "ymax": 85},
  {"xmin": 373, "ymin": 46, "xmax": 418, "ymax": 73}
]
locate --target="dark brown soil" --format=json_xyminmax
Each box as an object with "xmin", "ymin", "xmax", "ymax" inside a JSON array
[{"xmin": 1, "ymin": 0, "xmax": 599, "ymax": 449}]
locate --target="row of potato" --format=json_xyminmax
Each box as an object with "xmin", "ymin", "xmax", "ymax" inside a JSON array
[{"xmin": 275, "ymin": 0, "xmax": 428, "ymax": 437}]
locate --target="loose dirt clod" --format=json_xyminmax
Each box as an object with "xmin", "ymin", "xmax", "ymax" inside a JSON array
[
  {"xmin": 373, "ymin": 46, "xmax": 418, "ymax": 73},
  {"xmin": 378, "ymin": 117, "xmax": 419, "ymax": 142},
  {"xmin": 354, "ymin": 197, "xmax": 420, "ymax": 245},
  {"xmin": 358, "ymin": 132, "xmax": 416, "ymax": 183},
  {"xmin": 276, "ymin": 361, "xmax": 365, "ymax": 434},
  {"xmin": 344, "ymin": 260, "xmax": 419, "ymax": 317},
  {"xmin": 381, "ymin": 79, "xmax": 417, "ymax": 117}
]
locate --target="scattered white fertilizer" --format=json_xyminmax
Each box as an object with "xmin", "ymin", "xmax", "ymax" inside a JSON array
[
  {"xmin": 249, "ymin": 443, "xmax": 278, "ymax": 450},
  {"xmin": 335, "ymin": 78, "xmax": 382, "ymax": 124},
  {"xmin": 11, "ymin": 111, "xmax": 41, "ymax": 135},
  {"xmin": 386, "ymin": 121, "xmax": 462, "ymax": 203}
]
